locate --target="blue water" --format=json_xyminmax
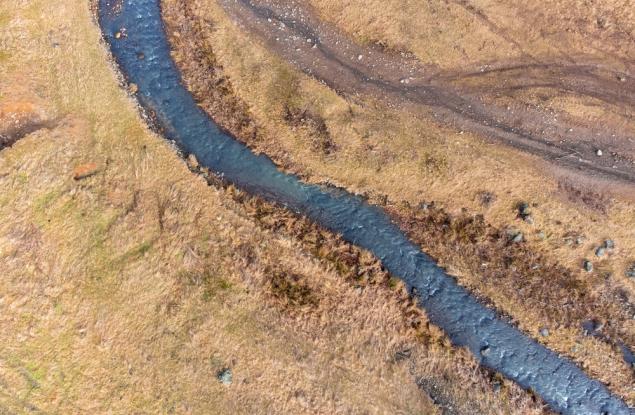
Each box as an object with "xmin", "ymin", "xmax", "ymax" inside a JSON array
[{"xmin": 98, "ymin": 1, "xmax": 633, "ymax": 413}]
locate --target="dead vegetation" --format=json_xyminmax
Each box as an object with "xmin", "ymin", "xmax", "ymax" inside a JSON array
[
  {"xmin": 162, "ymin": 0, "xmax": 635, "ymax": 405},
  {"xmin": 388, "ymin": 202, "xmax": 635, "ymax": 401},
  {"xmin": 0, "ymin": 1, "xmax": 549, "ymax": 413}
]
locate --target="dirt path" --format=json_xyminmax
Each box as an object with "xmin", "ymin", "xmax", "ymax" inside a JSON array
[{"xmin": 218, "ymin": 0, "xmax": 635, "ymax": 184}]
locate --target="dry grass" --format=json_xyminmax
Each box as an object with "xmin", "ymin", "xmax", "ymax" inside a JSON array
[
  {"xmin": 0, "ymin": 1, "xmax": 547, "ymax": 413},
  {"xmin": 163, "ymin": 0, "xmax": 635, "ymax": 404},
  {"xmin": 310, "ymin": 0, "xmax": 634, "ymax": 70}
]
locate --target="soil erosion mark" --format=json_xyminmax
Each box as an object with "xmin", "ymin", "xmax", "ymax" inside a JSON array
[{"xmin": 219, "ymin": 0, "xmax": 635, "ymax": 184}]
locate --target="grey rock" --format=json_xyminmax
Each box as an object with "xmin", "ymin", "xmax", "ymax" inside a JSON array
[
  {"xmin": 583, "ymin": 260, "xmax": 593, "ymax": 272},
  {"xmin": 512, "ymin": 233, "xmax": 524, "ymax": 243},
  {"xmin": 625, "ymin": 264, "xmax": 635, "ymax": 278},
  {"xmin": 595, "ymin": 247, "xmax": 606, "ymax": 257},
  {"xmin": 480, "ymin": 345, "xmax": 491, "ymax": 357},
  {"xmin": 539, "ymin": 328, "xmax": 550, "ymax": 337},
  {"xmin": 604, "ymin": 239, "xmax": 615, "ymax": 249},
  {"xmin": 217, "ymin": 368, "xmax": 233, "ymax": 385}
]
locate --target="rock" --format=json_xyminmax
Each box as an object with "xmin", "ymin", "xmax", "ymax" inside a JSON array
[
  {"xmin": 595, "ymin": 247, "xmax": 606, "ymax": 257},
  {"xmin": 539, "ymin": 328, "xmax": 550, "ymax": 337},
  {"xmin": 217, "ymin": 368, "xmax": 232, "ymax": 385},
  {"xmin": 523, "ymin": 215, "xmax": 534, "ymax": 225},
  {"xmin": 604, "ymin": 239, "xmax": 615, "ymax": 249},
  {"xmin": 512, "ymin": 232, "xmax": 524, "ymax": 243},
  {"xmin": 187, "ymin": 153, "xmax": 199, "ymax": 169},
  {"xmin": 625, "ymin": 263, "xmax": 635, "ymax": 278},
  {"xmin": 517, "ymin": 202, "xmax": 530, "ymax": 217},
  {"xmin": 480, "ymin": 345, "xmax": 491, "ymax": 357},
  {"xmin": 537, "ymin": 231, "xmax": 546, "ymax": 240},
  {"xmin": 583, "ymin": 260, "xmax": 593, "ymax": 272},
  {"xmin": 596, "ymin": 149, "xmax": 603, "ymax": 156},
  {"xmin": 72, "ymin": 162, "xmax": 99, "ymax": 180}
]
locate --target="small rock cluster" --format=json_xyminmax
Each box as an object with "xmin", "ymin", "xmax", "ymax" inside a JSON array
[{"xmin": 517, "ymin": 202, "xmax": 533, "ymax": 224}]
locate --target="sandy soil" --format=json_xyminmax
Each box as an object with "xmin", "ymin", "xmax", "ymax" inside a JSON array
[{"xmin": 161, "ymin": 0, "xmax": 635, "ymax": 404}]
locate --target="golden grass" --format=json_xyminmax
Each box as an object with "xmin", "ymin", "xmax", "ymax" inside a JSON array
[
  {"xmin": 0, "ymin": 1, "xmax": 547, "ymax": 413},
  {"xmin": 163, "ymin": 0, "xmax": 635, "ymax": 403},
  {"xmin": 310, "ymin": 0, "xmax": 634, "ymax": 70}
]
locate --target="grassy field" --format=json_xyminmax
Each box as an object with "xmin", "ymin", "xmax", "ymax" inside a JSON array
[
  {"xmin": 163, "ymin": 0, "xmax": 635, "ymax": 403},
  {"xmin": 0, "ymin": 1, "xmax": 548, "ymax": 413}
]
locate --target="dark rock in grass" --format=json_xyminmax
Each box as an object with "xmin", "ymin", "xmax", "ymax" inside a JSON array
[
  {"xmin": 217, "ymin": 368, "xmax": 233, "ymax": 385},
  {"xmin": 582, "ymin": 319, "xmax": 604, "ymax": 336},
  {"xmin": 595, "ymin": 247, "xmax": 606, "ymax": 257},
  {"xmin": 512, "ymin": 232, "xmax": 524, "ymax": 243},
  {"xmin": 583, "ymin": 260, "xmax": 593, "ymax": 272},
  {"xmin": 604, "ymin": 239, "xmax": 615, "ymax": 249},
  {"xmin": 516, "ymin": 202, "xmax": 532, "ymax": 221}
]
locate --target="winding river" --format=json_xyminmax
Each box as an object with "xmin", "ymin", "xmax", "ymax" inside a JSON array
[{"xmin": 98, "ymin": 1, "xmax": 633, "ymax": 413}]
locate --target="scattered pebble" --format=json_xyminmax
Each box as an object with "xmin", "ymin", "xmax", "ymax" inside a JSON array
[
  {"xmin": 357, "ymin": 54, "xmax": 363, "ymax": 60},
  {"xmin": 539, "ymin": 328, "xmax": 550, "ymax": 337},
  {"xmin": 595, "ymin": 247, "xmax": 606, "ymax": 257},
  {"xmin": 604, "ymin": 239, "xmax": 615, "ymax": 249},
  {"xmin": 537, "ymin": 231, "xmax": 546, "ymax": 240},
  {"xmin": 596, "ymin": 149, "xmax": 603, "ymax": 156},
  {"xmin": 625, "ymin": 263, "xmax": 635, "ymax": 278},
  {"xmin": 217, "ymin": 368, "xmax": 233, "ymax": 385},
  {"xmin": 583, "ymin": 260, "xmax": 593, "ymax": 273}
]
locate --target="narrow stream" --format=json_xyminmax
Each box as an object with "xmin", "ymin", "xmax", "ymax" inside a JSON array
[{"xmin": 98, "ymin": 1, "xmax": 633, "ymax": 413}]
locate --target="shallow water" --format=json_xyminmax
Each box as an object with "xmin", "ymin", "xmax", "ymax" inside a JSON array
[{"xmin": 98, "ymin": 1, "xmax": 633, "ymax": 413}]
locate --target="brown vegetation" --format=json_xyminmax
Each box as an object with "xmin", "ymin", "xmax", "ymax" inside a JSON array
[
  {"xmin": 162, "ymin": 0, "xmax": 635, "ymax": 404},
  {"xmin": 0, "ymin": 0, "xmax": 548, "ymax": 413}
]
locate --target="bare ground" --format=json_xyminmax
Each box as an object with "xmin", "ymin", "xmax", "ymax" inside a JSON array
[{"xmin": 218, "ymin": 0, "xmax": 635, "ymax": 184}]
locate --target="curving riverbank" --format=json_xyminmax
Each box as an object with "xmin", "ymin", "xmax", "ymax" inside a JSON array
[{"xmin": 98, "ymin": 1, "xmax": 633, "ymax": 413}]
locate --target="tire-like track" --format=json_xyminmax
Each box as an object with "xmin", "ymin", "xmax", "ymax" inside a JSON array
[
  {"xmin": 98, "ymin": 1, "xmax": 634, "ymax": 413},
  {"xmin": 219, "ymin": 0, "xmax": 635, "ymax": 184}
]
